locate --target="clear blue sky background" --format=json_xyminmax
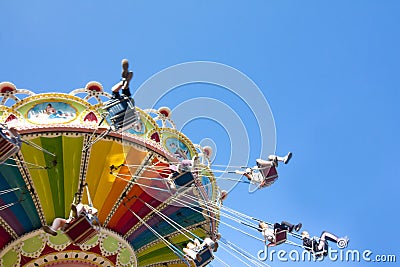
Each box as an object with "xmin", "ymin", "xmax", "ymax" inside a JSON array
[{"xmin": 1, "ymin": 1, "xmax": 399, "ymax": 266}]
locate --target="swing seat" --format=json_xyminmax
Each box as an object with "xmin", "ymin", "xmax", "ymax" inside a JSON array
[
  {"xmin": 303, "ymin": 239, "xmax": 328, "ymax": 258},
  {"xmin": 0, "ymin": 127, "xmax": 22, "ymax": 163},
  {"xmin": 311, "ymin": 241, "xmax": 328, "ymax": 258},
  {"xmin": 103, "ymin": 96, "xmax": 139, "ymax": 131},
  {"xmin": 256, "ymin": 162, "xmax": 278, "ymax": 188},
  {"xmin": 193, "ymin": 247, "xmax": 214, "ymax": 267},
  {"xmin": 268, "ymin": 229, "xmax": 287, "ymax": 247},
  {"xmin": 63, "ymin": 213, "xmax": 99, "ymax": 245}
]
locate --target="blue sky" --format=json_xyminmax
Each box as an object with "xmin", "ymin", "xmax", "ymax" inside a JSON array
[{"xmin": 1, "ymin": 1, "xmax": 399, "ymax": 266}]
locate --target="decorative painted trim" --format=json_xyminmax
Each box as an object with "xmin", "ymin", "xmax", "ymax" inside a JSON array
[
  {"xmin": 159, "ymin": 128, "xmax": 199, "ymax": 161},
  {"xmin": 24, "ymin": 100, "xmax": 79, "ymax": 125},
  {"xmin": 79, "ymin": 235, "xmax": 99, "ymax": 252},
  {"xmin": 136, "ymin": 108, "xmax": 159, "ymax": 131},
  {"xmin": 0, "ymin": 228, "xmax": 137, "ymax": 267},
  {"xmin": 46, "ymin": 231, "xmax": 71, "ymax": 252},
  {"xmin": 0, "ymin": 229, "xmax": 42, "ymax": 257},
  {"xmin": 69, "ymin": 81, "xmax": 114, "ymax": 106},
  {"xmin": 25, "ymin": 251, "xmax": 115, "ymax": 267},
  {"xmin": 11, "ymin": 93, "xmax": 93, "ymax": 111},
  {"xmin": 0, "ymin": 216, "xmax": 18, "ymax": 239},
  {"xmin": 0, "ymin": 81, "xmax": 35, "ymax": 106},
  {"xmin": 77, "ymin": 134, "xmax": 92, "ymax": 203},
  {"xmin": 0, "ymin": 105, "xmax": 24, "ymax": 125},
  {"xmin": 16, "ymin": 126, "xmax": 178, "ymax": 163},
  {"xmin": 20, "ymin": 233, "xmax": 47, "ymax": 258},
  {"xmin": 143, "ymin": 108, "xmax": 176, "ymax": 129},
  {"xmin": 78, "ymin": 108, "xmax": 102, "ymax": 125},
  {"xmin": 143, "ymin": 259, "xmax": 183, "ymax": 267},
  {"xmin": 136, "ymin": 221, "xmax": 208, "ymax": 254},
  {"xmin": 13, "ymin": 151, "xmax": 47, "ymax": 225}
]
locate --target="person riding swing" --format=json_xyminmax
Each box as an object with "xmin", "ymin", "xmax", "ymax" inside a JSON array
[
  {"xmin": 43, "ymin": 184, "xmax": 100, "ymax": 244},
  {"xmin": 258, "ymin": 219, "xmax": 302, "ymax": 246},
  {"xmin": 301, "ymin": 230, "xmax": 349, "ymax": 258},
  {"xmin": 111, "ymin": 59, "xmax": 133, "ymax": 99},
  {"xmin": 102, "ymin": 59, "xmax": 140, "ymax": 131},
  {"xmin": 235, "ymin": 152, "xmax": 292, "ymax": 188}
]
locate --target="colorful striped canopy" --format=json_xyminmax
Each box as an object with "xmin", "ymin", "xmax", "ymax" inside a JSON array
[{"xmin": 0, "ymin": 82, "xmax": 219, "ymax": 267}]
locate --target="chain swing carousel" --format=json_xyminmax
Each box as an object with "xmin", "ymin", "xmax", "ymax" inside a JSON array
[
  {"xmin": 0, "ymin": 78, "xmax": 221, "ymax": 267},
  {"xmin": 0, "ymin": 59, "xmax": 348, "ymax": 266}
]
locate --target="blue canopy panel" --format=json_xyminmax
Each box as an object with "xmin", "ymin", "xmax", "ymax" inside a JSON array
[
  {"xmin": 128, "ymin": 206, "xmax": 205, "ymax": 250},
  {"xmin": 0, "ymin": 159, "xmax": 41, "ymax": 235}
]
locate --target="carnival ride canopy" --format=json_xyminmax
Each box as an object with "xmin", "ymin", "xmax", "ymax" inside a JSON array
[{"xmin": 0, "ymin": 81, "xmax": 220, "ymax": 267}]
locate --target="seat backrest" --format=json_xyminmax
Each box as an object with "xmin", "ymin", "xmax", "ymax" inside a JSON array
[
  {"xmin": 257, "ymin": 163, "xmax": 279, "ymax": 188},
  {"xmin": 63, "ymin": 214, "xmax": 99, "ymax": 245},
  {"xmin": 194, "ymin": 247, "xmax": 214, "ymax": 267},
  {"xmin": 274, "ymin": 229, "xmax": 287, "ymax": 246}
]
